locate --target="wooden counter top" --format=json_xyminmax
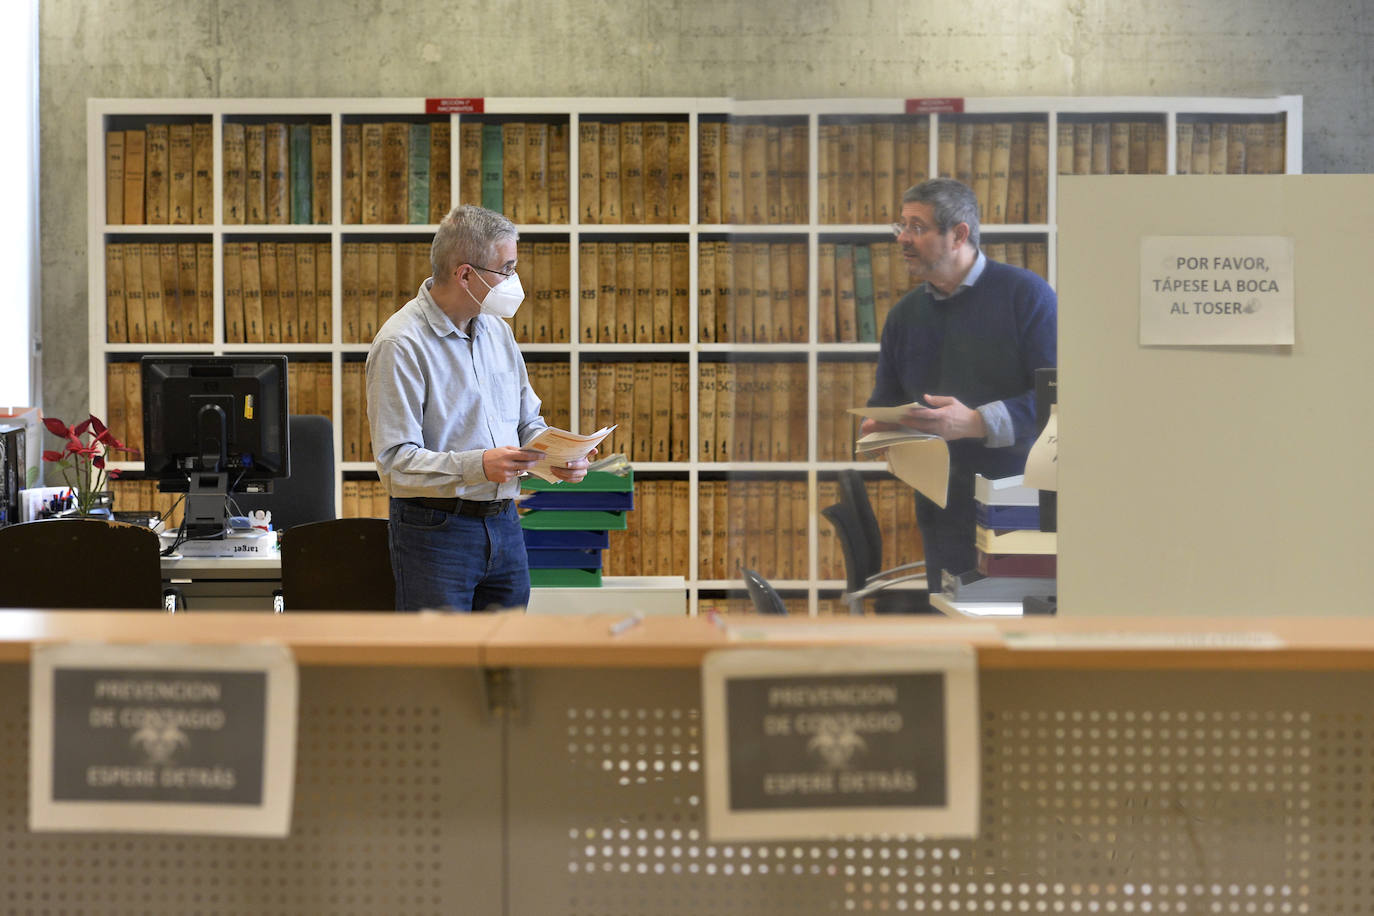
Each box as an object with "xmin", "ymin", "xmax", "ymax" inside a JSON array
[
  {"xmin": 0, "ymin": 610, "xmax": 502, "ymax": 666},
  {"xmin": 3, "ymin": 610, "xmax": 1374, "ymax": 671}
]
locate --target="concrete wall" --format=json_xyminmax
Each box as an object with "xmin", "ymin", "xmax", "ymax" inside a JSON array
[{"xmin": 37, "ymin": 0, "xmax": 1372, "ymax": 424}]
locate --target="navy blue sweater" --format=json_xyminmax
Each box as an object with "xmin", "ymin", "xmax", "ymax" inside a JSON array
[{"xmin": 869, "ymin": 259, "xmax": 1057, "ymax": 480}]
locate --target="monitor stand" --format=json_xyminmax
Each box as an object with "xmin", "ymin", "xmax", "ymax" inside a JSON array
[{"xmin": 183, "ymin": 471, "xmax": 230, "ymax": 539}]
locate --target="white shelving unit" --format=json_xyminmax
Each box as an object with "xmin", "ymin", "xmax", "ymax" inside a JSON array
[{"xmin": 87, "ymin": 95, "xmax": 1303, "ymax": 614}]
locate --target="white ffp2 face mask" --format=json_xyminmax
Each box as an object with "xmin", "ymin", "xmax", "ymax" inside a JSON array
[{"xmin": 474, "ymin": 270, "xmax": 525, "ymax": 319}]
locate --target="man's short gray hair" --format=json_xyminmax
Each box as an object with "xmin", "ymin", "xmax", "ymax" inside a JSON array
[
  {"xmin": 431, "ymin": 204, "xmax": 518, "ymax": 283},
  {"xmin": 901, "ymin": 178, "xmax": 980, "ymax": 250}
]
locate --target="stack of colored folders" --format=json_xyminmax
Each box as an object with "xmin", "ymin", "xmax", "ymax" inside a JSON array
[
  {"xmin": 519, "ymin": 470, "xmax": 634, "ymax": 587},
  {"xmin": 943, "ymin": 474, "xmax": 1057, "ymax": 606}
]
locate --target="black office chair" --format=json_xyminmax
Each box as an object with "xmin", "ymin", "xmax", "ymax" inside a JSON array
[
  {"xmin": 836, "ymin": 469, "xmax": 927, "ymax": 583},
  {"xmin": 236, "ymin": 414, "xmax": 336, "ymax": 532},
  {"xmin": 742, "ymin": 568, "xmax": 787, "ymax": 615},
  {"xmin": 276, "ymin": 517, "xmax": 395, "ymax": 611},
  {"xmin": 821, "ymin": 498, "xmax": 929, "ymax": 615},
  {"xmin": 0, "ymin": 518, "xmax": 180, "ymax": 611}
]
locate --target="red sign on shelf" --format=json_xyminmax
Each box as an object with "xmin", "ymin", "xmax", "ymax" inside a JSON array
[
  {"xmin": 905, "ymin": 98, "xmax": 965, "ymax": 114},
  {"xmin": 425, "ymin": 98, "xmax": 485, "ymax": 114}
]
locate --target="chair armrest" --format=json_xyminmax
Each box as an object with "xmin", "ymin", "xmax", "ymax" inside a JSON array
[
  {"xmin": 849, "ymin": 571, "xmax": 928, "ymax": 603},
  {"xmin": 839, "ymin": 571, "xmax": 930, "ymax": 615},
  {"xmin": 863, "ymin": 560, "xmax": 926, "ymax": 586}
]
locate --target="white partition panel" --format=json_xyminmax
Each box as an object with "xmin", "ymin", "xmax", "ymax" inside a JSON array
[
  {"xmin": 0, "ymin": 664, "xmax": 503, "ymax": 915},
  {"xmin": 5, "ymin": 658, "xmax": 1374, "ymax": 912},
  {"xmin": 1057, "ymin": 175, "xmax": 1374, "ymax": 616}
]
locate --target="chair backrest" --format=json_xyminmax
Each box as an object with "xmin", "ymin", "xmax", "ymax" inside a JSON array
[
  {"xmin": 821, "ymin": 501, "xmax": 879, "ymax": 592},
  {"xmin": 743, "ymin": 568, "xmax": 787, "ymax": 615},
  {"xmin": 236, "ymin": 414, "xmax": 336, "ymax": 532},
  {"xmin": 837, "ymin": 469, "xmax": 884, "ymax": 569},
  {"xmin": 279, "ymin": 517, "xmax": 395, "ymax": 611},
  {"xmin": 0, "ymin": 519, "xmax": 164, "ymax": 609}
]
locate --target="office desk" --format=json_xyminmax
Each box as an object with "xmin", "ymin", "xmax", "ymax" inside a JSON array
[
  {"xmin": 525, "ymin": 575, "xmax": 687, "ymax": 616},
  {"xmin": 8, "ymin": 612, "xmax": 1374, "ymax": 914},
  {"xmin": 162, "ymin": 554, "xmax": 688, "ymax": 615},
  {"xmin": 161, "ymin": 554, "xmax": 282, "ymax": 610},
  {"xmin": 930, "ymin": 592, "xmax": 1025, "ymax": 618}
]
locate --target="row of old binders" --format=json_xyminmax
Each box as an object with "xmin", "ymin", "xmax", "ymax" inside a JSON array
[{"xmin": 942, "ymin": 474, "xmax": 1056, "ymax": 613}]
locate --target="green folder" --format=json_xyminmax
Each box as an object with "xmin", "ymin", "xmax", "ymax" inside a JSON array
[
  {"xmin": 519, "ymin": 509, "xmax": 627, "ymax": 531},
  {"xmin": 529, "ymin": 568, "xmax": 603, "ymax": 588},
  {"xmin": 518, "ymin": 470, "xmax": 634, "ymax": 493},
  {"xmin": 854, "ymin": 244, "xmax": 877, "ymax": 342},
  {"xmin": 408, "ymin": 124, "xmax": 431, "ymax": 224},
  {"xmin": 289, "ymin": 124, "xmax": 312, "ymax": 224}
]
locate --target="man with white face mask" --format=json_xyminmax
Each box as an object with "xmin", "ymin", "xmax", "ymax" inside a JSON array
[{"xmin": 367, "ymin": 204, "xmax": 591, "ymax": 611}]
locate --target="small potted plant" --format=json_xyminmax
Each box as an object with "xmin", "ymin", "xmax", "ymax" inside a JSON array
[{"xmin": 41, "ymin": 414, "xmax": 139, "ymax": 518}]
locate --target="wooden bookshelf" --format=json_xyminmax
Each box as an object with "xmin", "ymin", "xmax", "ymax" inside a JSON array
[{"xmin": 87, "ymin": 95, "xmax": 1303, "ymax": 614}]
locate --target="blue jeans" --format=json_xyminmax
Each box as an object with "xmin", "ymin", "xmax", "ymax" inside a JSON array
[{"xmin": 388, "ymin": 499, "xmax": 530, "ymax": 612}]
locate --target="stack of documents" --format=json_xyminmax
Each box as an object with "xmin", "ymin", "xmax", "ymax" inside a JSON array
[
  {"xmin": 848, "ymin": 403, "xmax": 950, "ymax": 509},
  {"xmin": 970, "ymin": 474, "xmax": 1056, "ymax": 581},
  {"xmin": 519, "ymin": 466, "xmax": 633, "ymax": 588}
]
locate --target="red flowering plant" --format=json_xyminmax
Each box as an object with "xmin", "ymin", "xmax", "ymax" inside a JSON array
[{"xmin": 41, "ymin": 414, "xmax": 140, "ymax": 517}]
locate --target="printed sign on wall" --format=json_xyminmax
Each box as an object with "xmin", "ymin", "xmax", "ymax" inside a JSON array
[
  {"xmin": 702, "ymin": 646, "xmax": 978, "ymax": 841},
  {"xmin": 30, "ymin": 643, "xmax": 298, "ymax": 836},
  {"xmin": 1140, "ymin": 235, "xmax": 1295, "ymax": 346}
]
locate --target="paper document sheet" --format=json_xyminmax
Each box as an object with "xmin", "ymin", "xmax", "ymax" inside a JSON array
[
  {"xmin": 886, "ymin": 438, "xmax": 950, "ymax": 508},
  {"xmin": 523, "ymin": 425, "xmax": 616, "ymax": 483},
  {"xmin": 1022, "ymin": 405, "xmax": 1057, "ymax": 491},
  {"xmin": 846, "ymin": 401, "xmax": 930, "ymax": 422}
]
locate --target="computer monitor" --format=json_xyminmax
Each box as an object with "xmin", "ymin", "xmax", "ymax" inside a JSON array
[{"xmin": 141, "ymin": 355, "xmax": 290, "ymax": 538}]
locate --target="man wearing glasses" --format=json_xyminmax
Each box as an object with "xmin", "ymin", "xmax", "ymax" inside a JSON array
[
  {"xmin": 367, "ymin": 204, "xmax": 590, "ymax": 611},
  {"xmin": 861, "ymin": 178, "xmax": 1057, "ymax": 603}
]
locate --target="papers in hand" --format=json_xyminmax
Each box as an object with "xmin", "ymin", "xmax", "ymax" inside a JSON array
[
  {"xmin": 522, "ymin": 425, "xmax": 616, "ymax": 483},
  {"xmin": 854, "ymin": 428, "xmax": 938, "ymax": 453},
  {"xmin": 846, "ymin": 401, "xmax": 931, "ymax": 423},
  {"xmin": 855, "ymin": 429, "xmax": 950, "ymax": 509},
  {"xmin": 1022, "ymin": 405, "xmax": 1058, "ymax": 492}
]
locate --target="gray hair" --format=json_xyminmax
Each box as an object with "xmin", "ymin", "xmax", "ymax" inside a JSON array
[
  {"xmin": 430, "ymin": 204, "xmax": 518, "ymax": 283},
  {"xmin": 901, "ymin": 178, "xmax": 980, "ymax": 250}
]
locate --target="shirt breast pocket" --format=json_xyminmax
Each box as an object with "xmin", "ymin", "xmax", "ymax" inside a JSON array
[{"xmin": 490, "ymin": 369, "xmax": 519, "ymax": 422}]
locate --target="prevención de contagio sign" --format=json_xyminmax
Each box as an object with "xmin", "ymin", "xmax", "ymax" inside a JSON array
[
  {"xmin": 1139, "ymin": 235, "xmax": 1294, "ymax": 346},
  {"xmin": 30, "ymin": 642, "xmax": 298, "ymax": 837},
  {"xmin": 701, "ymin": 645, "xmax": 978, "ymax": 842}
]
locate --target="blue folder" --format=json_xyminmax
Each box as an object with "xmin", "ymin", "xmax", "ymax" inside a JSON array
[
  {"xmin": 975, "ymin": 504, "xmax": 1041, "ymax": 531},
  {"xmin": 522, "ymin": 529, "xmax": 610, "ymax": 549},
  {"xmin": 520, "ymin": 490, "xmax": 634, "ymax": 511},
  {"xmin": 525, "ymin": 547, "xmax": 604, "ymax": 570}
]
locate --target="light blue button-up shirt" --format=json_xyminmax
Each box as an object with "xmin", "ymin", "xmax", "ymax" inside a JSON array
[{"xmin": 366, "ymin": 279, "xmax": 548, "ymax": 500}]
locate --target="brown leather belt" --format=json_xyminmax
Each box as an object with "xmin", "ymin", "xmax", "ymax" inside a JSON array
[{"xmin": 399, "ymin": 496, "xmax": 512, "ymax": 518}]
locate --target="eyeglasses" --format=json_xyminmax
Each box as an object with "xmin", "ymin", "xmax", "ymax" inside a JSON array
[
  {"xmin": 891, "ymin": 221, "xmax": 934, "ymax": 239},
  {"xmin": 464, "ymin": 263, "xmax": 517, "ymax": 279}
]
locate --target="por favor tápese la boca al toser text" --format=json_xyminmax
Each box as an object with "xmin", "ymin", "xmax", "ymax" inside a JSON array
[{"xmin": 1153, "ymin": 254, "xmax": 1281, "ymax": 316}]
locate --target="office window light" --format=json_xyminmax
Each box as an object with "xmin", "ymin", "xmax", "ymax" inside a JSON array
[{"xmin": 0, "ymin": 0, "xmax": 38, "ymax": 407}]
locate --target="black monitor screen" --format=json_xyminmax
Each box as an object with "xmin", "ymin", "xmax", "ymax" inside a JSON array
[{"xmin": 141, "ymin": 355, "xmax": 290, "ymax": 492}]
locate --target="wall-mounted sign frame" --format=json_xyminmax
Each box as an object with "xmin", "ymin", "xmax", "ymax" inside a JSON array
[
  {"xmin": 30, "ymin": 642, "xmax": 298, "ymax": 837},
  {"xmin": 702, "ymin": 646, "xmax": 978, "ymax": 842},
  {"xmin": 1139, "ymin": 235, "xmax": 1294, "ymax": 346}
]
